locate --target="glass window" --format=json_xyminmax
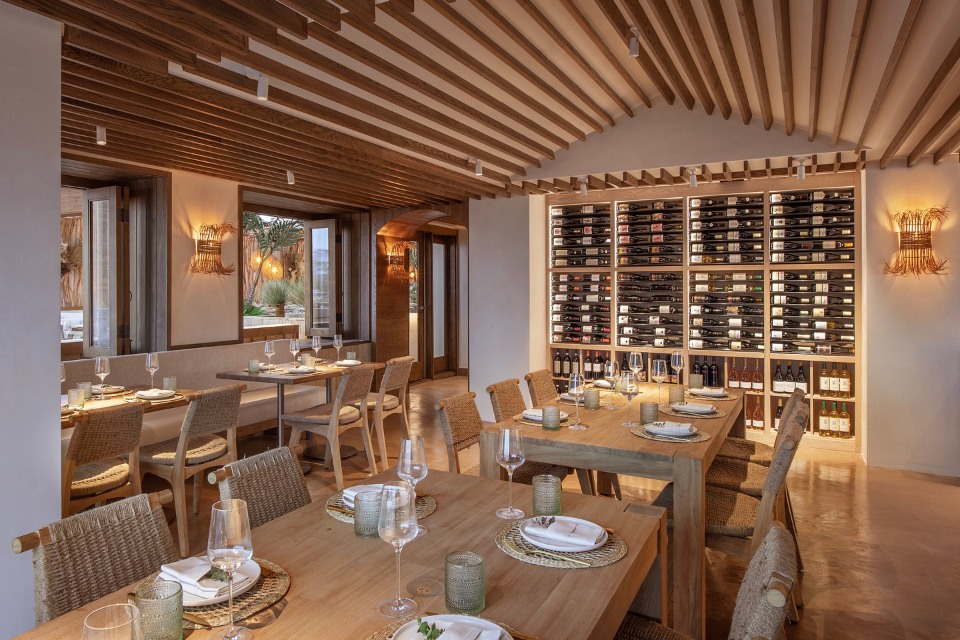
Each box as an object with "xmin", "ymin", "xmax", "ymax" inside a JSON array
[{"xmin": 305, "ymin": 220, "xmax": 338, "ymax": 337}]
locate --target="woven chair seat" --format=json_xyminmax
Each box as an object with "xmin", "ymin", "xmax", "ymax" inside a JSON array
[
  {"xmin": 283, "ymin": 404, "xmax": 361, "ymax": 425},
  {"xmin": 140, "ymin": 434, "xmax": 228, "ymax": 466},
  {"xmin": 653, "ymin": 483, "xmax": 760, "ymax": 538},
  {"xmin": 706, "ymin": 456, "xmax": 767, "ymax": 498},
  {"xmin": 718, "ymin": 436, "xmax": 774, "ymax": 466},
  {"xmin": 615, "ymin": 613, "xmax": 690, "ymax": 640},
  {"xmin": 70, "ymin": 459, "xmax": 130, "ymax": 497},
  {"xmin": 357, "ymin": 393, "xmax": 400, "ymax": 411},
  {"xmin": 513, "ymin": 461, "xmax": 567, "ymax": 485}
]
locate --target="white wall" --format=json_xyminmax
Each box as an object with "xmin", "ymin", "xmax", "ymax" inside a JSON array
[
  {"xmin": 458, "ymin": 228, "xmax": 469, "ymax": 371},
  {"xmin": 0, "ymin": 4, "xmax": 62, "ymax": 634},
  {"xmin": 863, "ymin": 159, "xmax": 960, "ymax": 476},
  {"xmin": 169, "ymin": 170, "xmax": 241, "ymax": 346}
]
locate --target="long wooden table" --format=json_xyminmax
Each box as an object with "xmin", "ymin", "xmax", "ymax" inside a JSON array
[
  {"xmin": 479, "ymin": 384, "xmax": 746, "ymax": 640},
  {"xmin": 16, "ymin": 470, "xmax": 665, "ymax": 640},
  {"xmin": 60, "ymin": 387, "xmax": 201, "ymax": 429}
]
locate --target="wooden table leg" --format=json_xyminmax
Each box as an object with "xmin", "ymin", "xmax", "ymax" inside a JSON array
[
  {"xmin": 479, "ymin": 429, "xmax": 501, "ymax": 479},
  {"xmin": 673, "ymin": 456, "xmax": 705, "ymax": 640}
]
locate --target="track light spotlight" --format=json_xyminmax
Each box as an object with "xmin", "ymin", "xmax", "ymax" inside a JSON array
[
  {"xmin": 96, "ymin": 125, "xmax": 107, "ymax": 146},
  {"xmin": 257, "ymin": 75, "xmax": 269, "ymax": 101},
  {"xmin": 629, "ymin": 27, "xmax": 640, "ymax": 58},
  {"xmin": 474, "ymin": 158, "xmax": 482, "ymax": 176},
  {"xmin": 686, "ymin": 166, "xmax": 700, "ymax": 188},
  {"xmin": 286, "ymin": 170, "xmax": 295, "ymax": 185},
  {"xmin": 579, "ymin": 176, "xmax": 588, "ymax": 197},
  {"xmin": 793, "ymin": 156, "xmax": 809, "ymax": 180}
]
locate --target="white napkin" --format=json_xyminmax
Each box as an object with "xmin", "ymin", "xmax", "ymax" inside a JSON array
[
  {"xmin": 287, "ymin": 366, "xmax": 315, "ymax": 375},
  {"xmin": 522, "ymin": 409, "xmax": 543, "ymax": 421},
  {"xmin": 442, "ymin": 622, "xmax": 501, "ymax": 640},
  {"xmin": 688, "ymin": 387, "xmax": 726, "ymax": 397},
  {"xmin": 559, "ymin": 393, "xmax": 583, "ymax": 403},
  {"xmin": 159, "ymin": 557, "xmax": 251, "ymax": 598},
  {"xmin": 342, "ymin": 483, "xmax": 384, "ymax": 509},
  {"xmin": 335, "ymin": 359, "xmax": 362, "ymax": 366},
  {"xmin": 592, "ymin": 379, "xmax": 612, "ymax": 388},
  {"xmin": 531, "ymin": 519, "xmax": 604, "ymax": 546},
  {"xmin": 646, "ymin": 421, "xmax": 696, "ymax": 436},
  {"xmin": 136, "ymin": 389, "xmax": 174, "ymax": 400},
  {"xmin": 671, "ymin": 401, "xmax": 715, "ymax": 415},
  {"xmin": 92, "ymin": 384, "xmax": 123, "ymax": 393}
]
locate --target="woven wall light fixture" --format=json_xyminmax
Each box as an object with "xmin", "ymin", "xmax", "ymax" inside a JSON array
[
  {"xmin": 190, "ymin": 223, "xmax": 238, "ymax": 275},
  {"xmin": 883, "ymin": 206, "xmax": 948, "ymax": 277}
]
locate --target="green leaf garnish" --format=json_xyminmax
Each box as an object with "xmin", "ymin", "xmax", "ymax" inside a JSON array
[
  {"xmin": 203, "ymin": 566, "xmax": 229, "ymax": 582},
  {"xmin": 416, "ymin": 617, "xmax": 444, "ymax": 640}
]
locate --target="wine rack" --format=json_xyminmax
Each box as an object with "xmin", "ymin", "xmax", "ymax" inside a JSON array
[
  {"xmin": 615, "ymin": 198, "xmax": 684, "ymax": 266},
  {"xmin": 616, "ymin": 271, "xmax": 683, "ymax": 349},
  {"xmin": 770, "ymin": 359, "xmax": 811, "ymax": 397},
  {"xmin": 769, "ymin": 189, "xmax": 855, "ymax": 265},
  {"xmin": 549, "ymin": 272, "xmax": 612, "ymax": 345},
  {"xmin": 769, "ymin": 269, "xmax": 855, "ymax": 355},
  {"xmin": 550, "ymin": 203, "xmax": 612, "ymax": 268},
  {"xmin": 687, "ymin": 271, "xmax": 766, "ymax": 351},
  {"xmin": 688, "ymin": 194, "xmax": 764, "ymax": 265}
]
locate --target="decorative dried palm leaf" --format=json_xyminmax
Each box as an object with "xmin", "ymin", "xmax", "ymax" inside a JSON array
[
  {"xmin": 60, "ymin": 240, "xmax": 82, "ymax": 278},
  {"xmin": 190, "ymin": 223, "xmax": 238, "ymax": 276},
  {"xmin": 883, "ymin": 207, "xmax": 949, "ymax": 277}
]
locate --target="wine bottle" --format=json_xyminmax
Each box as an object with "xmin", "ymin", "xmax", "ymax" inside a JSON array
[
  {"xmin": 840, "ymin": 363, "xmax": 851, "ymax": 398},
  {"xmin": 571, "ymin": 350, "xmax": 581, "ymax": 375},
  {"xmin": 751, "ymin": 397, "xmax": 764, "ymax": 430},
  {"xmin": 751, "ymin": 360, "xmax": 764, "ymax": 391},
  {"xmin": 818, "ymin": 401, "xmax": 830, "ymax": 437},
  {"xmin": 692, "ymin": 358, "xmax": 702, "ymax": 377},
  {"xmin": 621, "ymin": 352, "xmax": 630, "ymax": 375},
  {"xmin": 796, "ymin": 365, "xmax": 808, "ymax": 393},
  {"xmin": 728, "ymin": 358, "xmax": 740, "ymax": 388},
  {"xmin": 562, "ymin": 351, "xmax": 572, "ymax": 376},
  {"xmin": 773, "ymin": 362, "xmax": 784, "ymax": 393},
  {"xmin": 774, "ymin": 399, "xmax": 784, "ymax": 431},
  {"xmin": 709, "ymin": 358, "xmax": 720, "ymax": 387},
  {"xmin": 829, "ymin": 402, "xmax": 841, "ymax": 438},
  {"xmin": 553, "ymin": 351, "xmax": 562, "ymax": 376},
  {"xmin": 839, "ymin": 403, "xmax": 851, "ymax": 439},
  {"xmin": 784, "ymin": 362, "xmax": 796, "ymax": 393},
  {"xmin": 583, "ymin": 351, "xmax": 593, "ymax": 381},
  {"xmin": 829, "ymin": 362, "xmax": 841, "ymax": 396}
]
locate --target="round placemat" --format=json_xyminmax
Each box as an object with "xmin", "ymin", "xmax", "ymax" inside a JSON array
[
  {"xmin": 495, "ymin": 521, "xmax": 626, "ymax": 569},
  {"xmin": 630, "ymin": 425, "xmax": 712, "ymax": 443},
  {"xmin": 363, "ymin": 615, "xmax": 518, "ymax": 640},
  {"xmin": 684, "ymin": 390, "xmax": 735, "ymax": 401},
  {"xmin": 325, "ymin": 493, "xmax": 438, "ymax": 523},
  {"xmin": 659, "ymin": 405, "xmax": 728, "ymax": 419}
]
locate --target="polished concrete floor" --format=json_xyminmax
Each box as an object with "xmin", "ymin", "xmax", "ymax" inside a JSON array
[{"xmin": 162, "ymin": 376, "xmax": 960, "ymax": 639}]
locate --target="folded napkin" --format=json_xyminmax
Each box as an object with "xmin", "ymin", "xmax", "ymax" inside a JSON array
[
  {"xmin": 159, "ymin": 557, "xmax": 251, "ymax": 598},
  {"xmin": 287, "ymin": 366, "xmax": 315, "ymax": 375},
  {"xmin": 671, "ymin": 401, "xmax": 715, "ymax": 415},
  {"xmin": 592, "ymin": 379, "xmax": 613, "ymax": 388},
  {"xmin": 335, "ymin": 359, "xmax": 362, "ymax": 366},
  {"xmin": 136, "ymin": 389, "xmax": 174, "ymax": 400},
  {"xmin": 522, "ymin": 409, "xmax": 544, "ymax": 421},
  {"xmin": 341, "ymin": 483, "xmax": 384, "ymax": 509},
  {"xmin": 531, "ymin": 518, "xmax": 604, "ymax": 546},
  {"xmin": 646, "ymin": 421, "xmax": 696, "ymax": 436},
  {"xmin": 92, "ymin": 384, "xmax": 124, "ymax": 393},
  {"xmin": 688, "ymin": 387, "xmax": 726, "ymax": 397},
  {"xmin": 442, "ymin": 622, "xmax": 501, "ymax": 640},
  {"xmin": 559, "ymin": 393, "xmax": 584, "ymax": 403}
]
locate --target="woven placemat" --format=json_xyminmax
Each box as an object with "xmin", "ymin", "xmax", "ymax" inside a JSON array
[
  {"xmin": 684, "ymin": 390, "xmax": 735, "ymax": 401},
  {"xmin": 363, "ymin": 615, "xmax": 517, "ymax": 640},
  {"xmin": 630, "ymin": 425, "xmax": 712, "ymax": 443},
  {"xmin": 659, "ymin": 404, "xmax": 728, "ymax": 419},
  {"xmin": 141, "ymin": 558, "xmax": 290, "ymax": 629},
  {"xmin": 513, "ymin": 418, "xmax": 571, "ymax": 428},
  {"xmin": 495, "ymin": 522, "xmax": 626, "ymax": 569},
  {"xmin": 325, "ymin": 493, "xmax": 438, "ymax": 523}
]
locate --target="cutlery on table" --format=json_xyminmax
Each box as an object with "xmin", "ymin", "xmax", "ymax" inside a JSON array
[{"xmin": 503, "ymin": 539, "xmax": 591, "ymax": 567}]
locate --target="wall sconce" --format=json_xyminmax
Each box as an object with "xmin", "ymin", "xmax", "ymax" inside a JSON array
[
  {"xmin": 190, "ymin": 223, "xmax": 238, "ymax": 275},
  {"xmin": 387, "ymin": 241, "xmax": 414, "ymax": 281},
  {"xmin": 883, "ymin": 206, "xmax": 948, "ymax": 277}
]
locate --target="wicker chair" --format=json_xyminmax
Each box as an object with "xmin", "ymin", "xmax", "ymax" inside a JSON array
[
  {"xmin": 12, "ymin": 491, "xmax": 178, "ymax": 625},
  {"xmin": 62, "ymin": 403, "xmax": 145, "ymax": 517},
  {"xmin": 356, "ymin": 355, "xmax": 415, "ymax": 471},
  {"xmin": 524, "ymin": 369, "xmax": 559, "ymax": 406},
  {"xmin": 213, "ymin": 446, "xmax": 311, "ymax": 529},
  {"xmin": 284, "ymin": 364, "xmax": 377, "ymax": 491},
  {"xmin": 716, "ymin": 389, "xmax": 806, "ymax": 466},
  {"xmin": 139, "ymin": 385, "xmax": 242, "ymax": 556},
  {"xmin": 615, "ymin": 522, "xmax": 797, "ymax": 640},
  {"xmin": 437, "ymin": 391, "xmax": 565, "ymax": 483}
]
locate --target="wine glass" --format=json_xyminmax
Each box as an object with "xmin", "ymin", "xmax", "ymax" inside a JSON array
[
  {"xmin": 311, "ymin": 335, "xmax": 321, "ymax": 362},
  {"xmin": 603, "ymin": 360, "xmax": 619, "ymax": 410},
  {"xmin": 60, "ymin": 362, "xmax": 66, "ymax": 384},
  {"xmin": 264, "ymin": 340, "xmax": 275, "ymax": 367},
  {"xmin": 145, "ymin": 353, "xmax": 159, "ymax": 389},
  {"xmin": 82, "ymin": 603, "xmax": 142, "ymax": 640},
  {"xmin": 378, "ymin": 482, "xmax": 419, "ymax": 618},
  {"xmin": 333, "ymin": 334, "xmax": 344, "ymax": 362},
  {"xmin": 94, "ymin": 356, "xmax": 110, "ymax": 400},
  {"xmin": 628, "ymin": 352, "xmax": 643, "ymax": 380},
  {"xmin": 651, "ymin": 359, "xmax": 668, "ymax": 405},
  {"xmin": 207, "ymin": 499, "xmax": 254, "ymax": 640},
  {"xmin": 567, "ymin": 373, "xmax": 586, "ymax": 430},
  {"xmin": 397, "ymin": 435, "xmax": 429, "ymax": 536},
  {"xmin": 670, "ymin": 350, "xmax": 685, "ymax": 387},
  {"xmin": 496, "ymin": 426, "xmax": 525, "ymax": 519},
  {"xmin": 289, "ymin": 338, "xmax": 299, "ymax": 367},
  {"xmin": 621, "ymin": 371, "xmax": 640, "ymax": 428}
]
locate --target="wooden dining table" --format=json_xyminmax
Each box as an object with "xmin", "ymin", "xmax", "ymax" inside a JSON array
[
  {"xmin": 60, "ymin": 386, "xmax": 201, "ymax": 429},
  {"xmin": 479, "ymin": 383, "xmax": 746, "ymax": 640},
  {"xmin": 15, "ymin": 469, "xmax": 666, "ymax": 640}
]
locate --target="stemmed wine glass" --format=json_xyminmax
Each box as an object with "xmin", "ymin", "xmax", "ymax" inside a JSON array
[
  {"xmin": 378, "ymin": 482, "xmax": 419, "ymax": 618},
  {"xmin": 495, "ymin": 425, "xmax": 525, "ymax": 519},
  {"xmin": 311, "ymin": 335, "xmax": 321, "ymax": 363},
  {"xmin": 207, "ymin": 499, "xmax": 254, "ymax": 640},
  {"xmin": 264, "ymin": 341, "xmax": 275, "ymax": 367},
  {"xmin": 603, "ymin": 360, "xmax": 619, "ymax": 410},
  {"xmin": 145, "ymin": 353, "xmax": 159, "ymax": 389},
  {"xmin": 95, "ymin": 356, "xmax": 110, "ymax": 400},
  {"xmin": 628, "ymin": 352, "xmax": 644, "ymax": 382},
  {"xmin": 289, "ymin": 338, "xmax": 300, "ymax": 367},
  {"xmin": 651, "ymin": 359, "xmax": 669, "ymax": 405},
  {"xmin": 670, "ymin": 350, "xmax": 685, "ymax": 387},
  {"xmin": 82, "ymin": 603, "xmax": 142, "ymax": 640},
  {"xmin": 397, "ymin": 435, "xmax": 429, "ymax": 536},
  {"xmin": 567, "ymin": 373, "xmax": 586, "ymax": 430},
  {"xmin": 621, "ymin": 371, "xmax": 640, "ymax": 428},
  {"xmin": 333, "ymin": 334, "xmax": 344, "ymax": 362}
]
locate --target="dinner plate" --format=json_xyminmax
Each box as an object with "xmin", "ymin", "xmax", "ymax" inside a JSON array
[
  {"xmin": 334, "ymin": 359, "xmax": 362, "ymax": 367},
  {"xmin": 521, "ymin": 408, "xmax": 569, "ymax": 422},
  {"xmin": 92, "ymin": 384, "xmax": 126, "ymax": 395},
  {"xmin": 390, "ymin": 614, "xmax": 512, "ymax": 640},
  {"xmin": 161, "ymin": 560, "xmax": 261, "ymax": 608},
  {"xmin": 135, "ymin": 389, "xmax": 175, "ymax": 400},
  {"xmin": 645, "ymin": 421, "xmax": 698, "ymax": 437},
  {"xmin": 670, "ymin": 401, "xmax": 716, "ymax": 415},
  {"xmin": 519, "ymin": 516, "xmax": 608, "ymax": 553},
  {"xmin": 687, "ymin": 387, "xmax": 727, "ymax": 398},
  {"xmin": 286, "ymin": 366, "xmax": 316, "ymax": 375},
  {"xmin": 592, "ymin": 379, "xmax": 613, "ymax": 388}
]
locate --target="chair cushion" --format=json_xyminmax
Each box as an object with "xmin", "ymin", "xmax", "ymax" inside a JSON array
[
  {"xmin": 359, "ymin": 393, "xmax": 401, "ymax": 411},
  {"xmin": 512, "ymin": 461, "xmax": 568, "ymax": 485},
  {"xmin": 140, "ymin": 434, "xmax": 228, "ymax": 466},
  {"xmin": 71, "ymin": 459, "xmax": 130, "ymax": 497},
  {"xmin": 282, "ymin": 404, "xmax": 361, "ymax": 426},
  {"xmin": 706, "ymin": 456, "xmax": 767, "ymax": 498},
  {"xmin": 717, "ymin": 436, "xmax": 774, "ymax": 466},
  {"xmin": 653, "ymin": 483, "xmax": 760, "ymax": 538},
  {"xmin": 615, "ymin": 613, "xmax": 690, "ymax": 640}
]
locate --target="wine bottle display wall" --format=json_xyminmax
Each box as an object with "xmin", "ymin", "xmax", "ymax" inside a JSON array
[
  {"xmin": 768, "ymin": 189, "xmax": 855, "ymax": 264},
  {"xmin": 688, "ymin": 271, "xmax": 766, "ymax": 351},
  {"xmin": 550, "ymin": 272, "xmax": 612, "ymax": 345},
  {"xmin": 616, "ymin": 270, "xmax": 683, "ymax": 348},
  {"xmin": 688, "ymin": 194, "xmax": 764, "ymax": 265},
  {"xmin": 769, "ymin": 269, "xmax": 855, "ymax": 355},
  {"xmin": 770, "ymin": 360, "xmax": 810, "ymax": 396},
  {"xmin": 550, "ymin": 204, "xmax": 612, "ymax": 268},
  {"xmin": 615, "ymin": 199, "xmax": 683, "ymax": 266}
]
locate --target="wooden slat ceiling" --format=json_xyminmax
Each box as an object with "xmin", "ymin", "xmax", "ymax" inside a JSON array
[{"xmin": 8, "ymin": 0, "xmax": 960, "ymax": 210}]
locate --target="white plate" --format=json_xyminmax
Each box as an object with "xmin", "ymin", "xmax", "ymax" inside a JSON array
[
  {"xmin": 341, "ymin": 483, "xmax": 385, "ymax": 509},
  {"xmin": 519, "ymin": 516, "xmax": 608, "ymax": 553},
  {"xmin": 335, "ymin": 359, "xmax": 362, "ymax": 367},
  {"xmin": 161, "ymin": 561, "xmax": 261, "ymax": 608},
  {"xmin": 592, "ymin": 379, "xmax": 613, "ymax": 388},
  {"xmin": 391, "ymin": 614, "xmax": 512, "ymax": 640},
  {"xmin": 92, "ymin": 384, "xmax": 125, "ymax": 395},
  {"xmin": 645, "ymin": 421, "xmax": 698, "ymax": 437},
  {"xmin": 687, "ymin": 387, "xmax": 726, "ymax": 398},
  {"xmin": 521, "ymin": 408, "xmax": 569, "ymax": 422},
  {"xmin": 135, "ymin": 389, "xmax": 175, "ymax": 400},
  {"xmin": 286, "ymin": 366, "xmax": 315, "ymax": 375},
  {"xmin": 670, "ymin": 401, "xmax": 716, "ymax": 415}
]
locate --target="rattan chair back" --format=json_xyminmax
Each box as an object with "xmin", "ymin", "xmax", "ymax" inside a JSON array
[
  {"xmin": 65, "ymin": 403, "xmax": 144, "ymax": 467},
  {"xmin": 437, "ymin": 391, "xmax": 484, "ymax": 472},
  {"xmin": 181, "ymin": 385, "xmax": 242, "ymax": 437},
  {"xmin": 485, "ymin": 378, "xmax": 526, "ymax": 422},
  {"xmin": 380, "ymin": 356, "xmax": 415, "ymax": 395},
  {"xmin": 728, "ymin": 521, "xmax": 798, "ymax": 640},
  {"xmin": 763, "ymin": 401, "xmax": 807, "ymax": 498},
  {"xmin": 524, "ymin": 369, "xmax": 558, "ymax": 406},
  {"xmin": 336, "ymin": 364, "xmax": 377, "ymax": 406},
  {"xmin": 772, "ymin": 388, "xmax": 806, "ymax": 451},
  {"xmin": 217, "ymin": 447, "xmax": 311, "ymax": 529}
]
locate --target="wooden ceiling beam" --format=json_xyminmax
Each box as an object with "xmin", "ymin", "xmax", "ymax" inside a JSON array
[
  {"xmin": 163, "ymin": 0, "xmax": 280, "ymax": 44},
  {"xmin": 595, "ymin": 0, "xmax": 675, "ymax": 104},
  {"xmin": 622, "ymin": 172, "xmax": 640, "ymax": 187},
  {"xmin": 772, "ymin": 0, "xmax": 794, "ymax": 135},
  {"xmin": 933, "ymin": 125, "xmax": 960, "ymax": 164},
  {"xmin": 765, "ymin": 158, "xmax": 772, "ymax": 177},
  {"xmin": 808, "ymin": 0, "xmax": 827, "ymax": 141},
  {"xmin": 121, "ymin": 0, "xmax": 249, "ymax": 56},
  {"xmin": 647, "ymin": 0, "xmax": 715, "ymax": 115},
  {"xmin": 736, "ymin": 0, "xmax": 773, "ymax": 130},
  {"xmin": 640, "ymin": 170, "xmax": 657, "ymax": 187},
  {"xmin": 605, "ymin": 173, "xmax": 626, "ymax": 189},
  {"xmin": 832, "ymin": 152, "xmax": 841, "ymax": 173},
  {"xmin": 587, "ymin": 175, "xmax": 607, "ymax": 191},
  {"xmin": 908, "ymin": 93, "xmax": 960, "ymax": 166},
  {"xmin": 673, "ymin": 0, "xmax": 731, "ymax": 119},
  {"xmin": 721, "ymin": 162, "xmax": 732, "ymax": 180},
  {"xmin": 620, "ymin": 0, "xmax": 695, "ymax": 110},
  {"xmin": 743, "ymin": 160, "xmax": 752, "ymax": 179},
  {"xmin": 63, "ymin": 26, "xmax": 169, "ymax": 74},
  {"xmin": 831, "ymin": 0, "xmax": 873, "ymax": 146},
  {"xmin": 659, "ymin": 168, "xmax": 676, "ymax": 185},
  {"xmin": 218, "ymin": 0, "xmax": 310, "ymax": 38},
  {"xmin": 557, "ymin": 0, "xmax": 651, "ymax": 108},
  {"xmin": 880, "ymin": 34, "xmax": 960, "ymax": 168},
  {"xmin": 278, "ymin": 0, "xmax": 341, "ymax": 31},
  {"xmin": 327, "ymin": 0, "xmax": 374, "ymax": 22},
  {"xmin": 855, "ymin": 0, "xmax": 921, "ymax": 153},
  {"xmin": 703, "ymin": 0, "xmax": 751, "ymax": 124},
  {"xmin": 699, "ymin": 164, "xmax": 713, "ymax": 182}
]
